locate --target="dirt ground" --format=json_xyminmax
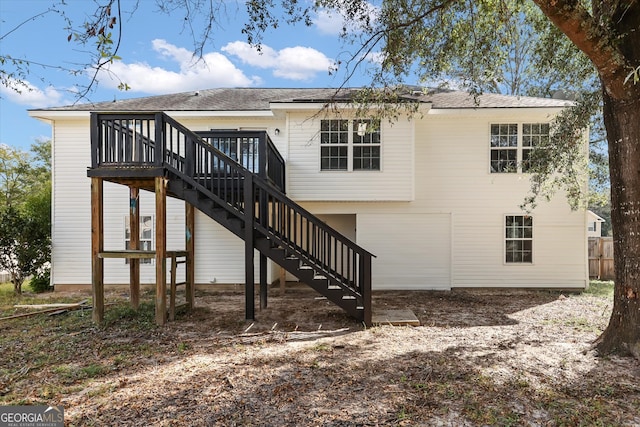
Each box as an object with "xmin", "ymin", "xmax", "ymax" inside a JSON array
[{"xmin": 4, "ymin": 285, "xmax": 640, "ymax": 426}]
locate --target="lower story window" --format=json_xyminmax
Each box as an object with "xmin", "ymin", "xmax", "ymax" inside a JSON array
[
  {"xmin": 125, "ymin": 215, "xmax": 154, "ymax": 264},
  {"xmin": 505, "ymin": 215, "xmax": 532, "ymax": 263}
]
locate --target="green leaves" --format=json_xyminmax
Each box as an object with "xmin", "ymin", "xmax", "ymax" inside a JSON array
[
  {"xmin": 0, "ymin": 140, "xmax": 51, "ymax": 295},
  {"xmin": 624, "ymin": 65, "xmax": 640, "ymax": 85}
]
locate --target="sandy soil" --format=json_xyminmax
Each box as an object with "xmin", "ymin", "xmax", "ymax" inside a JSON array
[{"xmin": 39, "ymin": 286, "xmax": 639, "ymax": 426}]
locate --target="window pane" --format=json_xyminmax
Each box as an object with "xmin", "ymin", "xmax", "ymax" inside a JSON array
[
  {"xmin": 522, "ymin": 149, "xmax": 532, "ymax": 172},
  {"xmin": 321, "ymin": 146, "xmax": 348, "ymax": 170},
  {"xmin": 505, "ymin": 215, "xmax": 533, "ymax": 263},
  {"xmin": 125, "ymin": 215, "xmax": 154, "ymax": 265},
  {"xmin": 491, "ymin": 149, "xmax": 517, "ymax": 173},
  {"xmin": 353, "ymin": 119, "xmax": 381, "ymax": 144},
  {"xmin": 353, "ymin": 145, "xmax": 380, "ymax": 170},
  {"xmin": 321, "ymin": 120, "xmax": 349, "ymax": 170},
  {"xmin": 321, "ymin": 119, "xmax": 348, "ymax": 145},
  {"xmin": 491, "ymin": 124, "xmax": 518, "ymax": 173}
]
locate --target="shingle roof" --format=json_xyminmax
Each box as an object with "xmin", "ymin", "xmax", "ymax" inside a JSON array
[{"xmin": 33, "ymin": 87, "xmax": 570, "ymax": 112}]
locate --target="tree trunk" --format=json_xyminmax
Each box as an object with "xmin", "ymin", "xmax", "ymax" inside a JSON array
[
  {"xmin": 594, "ymin": 86, "xmax": 640, "ymax": 358},
  {"xmin": 13, "ymin": 275, "xmax": 23, "ymax": 295}
]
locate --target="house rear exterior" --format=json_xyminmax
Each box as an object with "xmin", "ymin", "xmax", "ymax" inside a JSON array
[{"xmin": 30, "ymin": 87, "xmax": 589, "ymax": 295}]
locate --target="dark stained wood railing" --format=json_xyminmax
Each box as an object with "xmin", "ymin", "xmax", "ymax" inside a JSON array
[
  {"xmin": 91, "ymin": 113, "xmax": 285, "ymax": 191},
  {"xmin": 196, "ymin": 131, "xmax": 285, "ymax": 191},
  {"xmin": 90, "ymin": 112, "xmax": 372, "ymax": 324}
]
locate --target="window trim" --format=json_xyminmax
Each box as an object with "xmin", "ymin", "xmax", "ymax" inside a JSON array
[
  {"xmin": 504, "ymin": 214, "xmax": 534, "ymax": 265},
  {"xmin": 320, "ymin": 118, "xmax": 382, "ymax": 172}
]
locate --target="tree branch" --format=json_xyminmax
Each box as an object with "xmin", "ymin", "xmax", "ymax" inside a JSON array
[{"xmin": 531, "ymin": 0, "xmax": 631, "ymax": 99}]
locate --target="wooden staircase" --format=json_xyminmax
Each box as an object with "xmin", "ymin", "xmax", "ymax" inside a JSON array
[{"xmin": 88, "ymin": 112, "xmax": 373, "ymax": 325}]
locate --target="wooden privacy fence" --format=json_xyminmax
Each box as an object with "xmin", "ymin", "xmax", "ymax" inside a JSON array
[{"xmin": 588, "ymin": 237, "xmax": 614, "ymax": 280}]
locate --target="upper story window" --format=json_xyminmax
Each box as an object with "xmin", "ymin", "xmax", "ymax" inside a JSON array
[
  {"xmin": 321, "ymin": 119, "xmax": 381, "ymax": 171},
  {"xmin": 491, "ymin": 123, "xmax": 549, "ymax": 173},
  {"xmin": 320, "ymin": 119, "xmax": 349, "ymax": 170},
  {"xmin": 522, "ymin": 123, "xmax": 549, "ymax": 172}
]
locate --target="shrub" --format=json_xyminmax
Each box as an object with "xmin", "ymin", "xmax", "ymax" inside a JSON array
[{"xmin": 30, "ymin": 268, "xmax": 51, "ymax": 293}]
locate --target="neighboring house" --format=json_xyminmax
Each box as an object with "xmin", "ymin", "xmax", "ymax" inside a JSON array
[
  {"xmin": 587, "ymin": 210, "xmax": 606, "ymax": 237},
  {"xmin": 29, "ymin": 87, "xmax": 588, "ymax": 321}
]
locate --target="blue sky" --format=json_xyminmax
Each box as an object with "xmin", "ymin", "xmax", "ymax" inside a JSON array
[{"xmin": 0, "ymin": 0, "xmax": 382, "ymax": 150}]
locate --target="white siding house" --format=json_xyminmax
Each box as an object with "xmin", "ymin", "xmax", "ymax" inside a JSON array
[
  {"xmin": 587, "ymin": 210, "xmax": 606, "ymax": 237},
  {"xmin": 30, "ymin": 87, "xmax": 588, "ymax": 292}
]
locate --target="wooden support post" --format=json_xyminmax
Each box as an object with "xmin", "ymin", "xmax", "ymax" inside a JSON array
[
  {"xmin": 185, "ymin": 202, "xmax": 195, "ymax": 310},
  {"xmin": 129, "ymin": 187, "xmax": 140, "ymax": 309},
  {"xmin": 244, "ymin": 174, "xmax": 255, "ymax": 321},
  {"xmin": 280, "ymin": 267, "xmax": 286, "ymax": 295},
  {"xmin": 155, "ymin": 176, "xmax": 167, "ymax": 326},
  {"xmin": 170, "ymin": 255, "xmax": 177, "ymax": 321},
  {"xmin": 91, "ymin": 177, "xmax": 104, "ymax": 324},
  {"xmin": 260, "ymin": 253, "xmax": 267, "ymax": 310}
]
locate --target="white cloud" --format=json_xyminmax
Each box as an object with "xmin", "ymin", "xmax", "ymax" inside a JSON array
[
  {"xmin": 221, "ymin": 41, "xmax": 278, "ymax": 68},
  {"xmin": 222, "ymin": 42, "xmax": 333, "ymax": 81},
  {"xmin": 314, "ymin": 3, "xmax": 380, "ymax": 36},
  {"xmin": 0, "ymin": 78, "xmax": 65, "ymax": 108},
  {"xmin": 99, "ymin": 39, "xmax": 259, "ymax": 93},
  {"xmin": 273, "ymin": 47, "xmax": 333, "ymax": 80},
  {"xmin": 363, "ymin": 51, "xmax": 385, "ymax": 65},
  {"xmin": 315, "ymin": 9, "xmax": 346, "ymax": 35}
]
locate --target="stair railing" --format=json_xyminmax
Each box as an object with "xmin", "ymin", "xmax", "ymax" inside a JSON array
[{"xmin": 91, "ymin": 112, "xmax": 373, "ymax": 324}]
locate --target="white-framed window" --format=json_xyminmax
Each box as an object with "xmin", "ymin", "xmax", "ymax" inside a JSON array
[
  {"xmin": 522, "ymin": 123, "xmax": 550, "ymax": 172},
  {"xmin": 491, "ymin": 123, "xmax": 549, "ymax": 173},
  {"xmin": 505, "ymin": 215, "xmax": 533, "ymax": 263},
  {"xmin": 320, "ymin": 119, "xmax": 381, "ymax": 171},
  {"xmin": 125, "ymin": 215, "xmax": 154, "ymax": 264},
  {"xmin": 490, "ymin": 124, "xmax": 518, "ymax": 172},
  {"xmin": 320, "ymin": 119, "xmax": 349, "ymax": 170}
]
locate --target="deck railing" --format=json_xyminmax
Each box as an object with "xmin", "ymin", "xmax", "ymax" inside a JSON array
[
  {"xmin": 196, "ymin": 131, "xmax": 285, "ymax": 191},
  {"xmin": 91, "ymin": 113, "xmax": 285, "ymax": 191}
]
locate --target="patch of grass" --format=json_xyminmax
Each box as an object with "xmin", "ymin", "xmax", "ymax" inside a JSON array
[
  {"xmin": 0, "ymin": 282, "xmax": 84, "ymax": 317},
  {"xmin": 309, "ymin": 343, "xmax": 332, "ymax": 352},
  {"xmin": 563, "ymin": 316, "xmax": 602, "ymax": 333},
  {"xmin": 102, "ymin": 301, "xmax": 156, "ymax": 330},
  {"xmin": 395, "ymin": 406, "xmax": 410, "ymax": 422},
  {"xmin": 584, "ymin": 280, "xmax": 614, "ymax": 298},
  {"xmin": 0, "ymin": 281, "xmax": 15, "ymax": 298}
]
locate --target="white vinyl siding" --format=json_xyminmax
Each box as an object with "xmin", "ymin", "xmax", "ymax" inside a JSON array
[
  {"xmin": 51, "ymin": 120, "xmax": 92, "ymax": 285},
  {"xmin": 415, "ymin": 113, "xmax": 586, "ymax": 288},
  {"xmin": 357, "ymin": 213, "xmax": 451, "ymax": 290},
  {"xmin": 48, "ymin": 105, "xmax": 586, "ymax": 291},
  {"xmin": 288, "ymin": 112, "xmax": 413, "ymax": 201}
]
